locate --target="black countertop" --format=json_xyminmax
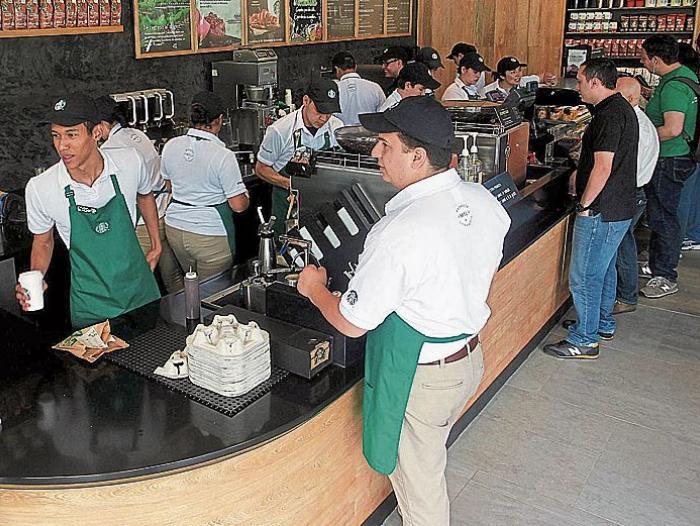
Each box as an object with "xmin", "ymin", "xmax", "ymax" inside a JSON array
[{"xmin": 0, "ymin": 167, "xmax": 572, "ymax": 487}]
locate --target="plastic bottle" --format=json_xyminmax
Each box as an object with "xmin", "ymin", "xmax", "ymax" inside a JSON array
[
  {"xmin": 457, "ymin": 137, "xmax": 470, "ymax": 181},
  {"xmin": 469, "ymin": 134, "xmax": 484, "ymax": 184}
]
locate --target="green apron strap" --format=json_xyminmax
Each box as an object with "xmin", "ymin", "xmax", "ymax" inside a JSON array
[{"xmin": 362, "ymin": 312, "xmax": 468, "ymax": 474}]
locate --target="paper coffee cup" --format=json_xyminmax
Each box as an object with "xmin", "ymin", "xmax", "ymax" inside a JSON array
[{"xmin": 18, "ymin": 270, "xmax": 45, "ymax": 311}]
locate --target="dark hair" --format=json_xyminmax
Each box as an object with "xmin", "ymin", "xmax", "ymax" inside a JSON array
[
  {"xmin": 190, "ymin": 103, "xmax": 220, "ymax": 127},
  {"xmin": 332, "ymin": 52, "xmax": 356, "ymax": 70},
  {"xmin": 642, "ymin": 35, "xmax": 679, "ymax": 65},
  {"xmin": 678, "ymin": 42, "xmax": 700, "ymax": 74},
  {"xmin": 109, "ymin": 104, "xmax": 130, "ymax": 128},
  {"xmin": 397, "ymin": 132, "xmax": 452, "ymax": 171},
  {"xmin": 581, "ymin": 58, "xmax": 618, "ymax": 89},
  {"xmin": 83, "ymin": 121, "xmax": 97, "ymax": 133}
]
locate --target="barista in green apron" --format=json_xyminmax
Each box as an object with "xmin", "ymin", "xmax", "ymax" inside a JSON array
[
  {"xmin": 17, "ymin": 93, "xmax": 164, "ymax": 328},
  {"xmin": 161, "ymin": 91, "xmax": 250, "ymax": 281},
  {"xmin": 297, "ymin": 96, "xmax": 511, "ymax": 525},
  {"xmin": 256, "ymin": 79, "xmax": 344, "ymax": 237}
]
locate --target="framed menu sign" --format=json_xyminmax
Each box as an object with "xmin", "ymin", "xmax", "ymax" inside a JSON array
[
  {"xmin": 289, "ymin": 0, "xmax": 323, "ymax": 42},
  {"xmin": 327, "ymin": 0, "xmax": 354, "ymax": 39},
  {"xmin": 246, "ymin": 0, "xmax": 285, "ymax": 44},
  {"xmin": 195, "ymin": 0, "xmax": 242, "ymax": 50},
  {"xmin": 357, "ymin": 0, "xmax": 383, "ymax": 36},
  {"xmin": 386, "ymin": 0, "xmax": 409, "ymax": 34},
  {"xmin": 135, "ymin": 0, "xmax": 194, "ymax": 57}
]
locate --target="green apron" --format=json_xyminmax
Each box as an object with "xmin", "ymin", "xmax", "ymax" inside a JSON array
[
  {"xmin": 363, "ymin": 312, "xmax": 468, "ymax": 475},
  {"xmin": 65, "ymin": 174, "xmax": 161, "ymax": 329},
  {"xmin": 169, "ymin": 198, "xmax": 237, "ymax": 258},
  {"xmin": 271, "ymin": 127, "xmax": 332, "ymax": 236}
]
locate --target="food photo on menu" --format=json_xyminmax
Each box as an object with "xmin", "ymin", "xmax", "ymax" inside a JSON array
[
  {"xmin": 196, "ymin": 0, "xmax": 241, "ymax": 48},
  {"xmin": 247, "ymin": 0, "xmax": 284, "ymax": 42}
]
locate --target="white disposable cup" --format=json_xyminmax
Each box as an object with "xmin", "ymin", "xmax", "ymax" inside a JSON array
[{"xmin": 18, "ymin": 270, "xmax": 45, "ymax": 311}]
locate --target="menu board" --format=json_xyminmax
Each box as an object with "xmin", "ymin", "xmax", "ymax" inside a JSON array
[
  {"xmin": 357, "ymin": 0, "xmax": 382, "ymax": 36},
  {"xmin": 137, "ymin": 0, "xmax": 194, "ymax": 55},
  {"xmin": 246, "ymin": 0, "xmax": 285, "ymax": 44},
  {"xmin": 196, "ymin": 0, "xmax": 241, "ymax": 49},
  {"xmin": 289, "ymin": 0, "xmax": 322, "ymax": 42},
  {"xmin": 327, "ymin": 0, "xmax": 354, "ymax": 39},
  {"xmin": 386, "ymin": 0, "xmax": 409, "ymax": 34}
]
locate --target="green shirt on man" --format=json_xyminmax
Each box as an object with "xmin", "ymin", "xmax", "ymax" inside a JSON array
[{"xmin": 646, "ymin": 64, "xmax": 698, "ymax": 158}]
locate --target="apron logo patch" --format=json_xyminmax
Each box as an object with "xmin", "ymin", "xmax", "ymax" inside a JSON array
[
  {"xmin": 77, "ymin": 205, "xmax": 97, "ymax": 214},
  {"xmin": 95, "ymin": 221, "xmax": 110, "ymax": 234},
  {"xmin": 346, "ymin": 290, "xmax": 358, "ymax": 305},
  {"xmin": 184, "ymin": 148, "xmax": 195, "ymax": 162},
  {"xmin": 456, "ymin": 205, "xmax": 473, "ymax": 227}
]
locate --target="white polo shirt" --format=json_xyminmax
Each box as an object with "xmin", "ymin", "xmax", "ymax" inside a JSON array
[
  {"xmin": 442, "ymin": 78, "xmax": 482, "ymax": 101},
  {"xmin": 378, "ymin": 90, "xmax": 403, "ymax": 112},
  {"xmin": 479, "ymin": 75, "xmax": 541, "ymax": 99},
  {"xmin": 635, "ymin": 105, "xmax": 660, "ymax": 187},
  {"xmin": 25, "ymin": 148, "xmax": 152, "ymax": 248},
  {"xmin": 161, "ymin": 128, "xmax": 247, "ymax": 237},
  {"xmin": 101, "ymin": 124, "xmax": 169, "ymax": 224},
  {"xmin": 257, "ymin": 108, "xmax": 343, "ymax": 172},
  {"xmin": 334, "ymin": 73, "xmax": 387, "ymax": 126},
  {"xmin": 339, "ymin": 169, "xmax": 511, "ymax": 363}
]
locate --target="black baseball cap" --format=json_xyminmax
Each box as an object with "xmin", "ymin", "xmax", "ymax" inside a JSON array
[
  {"xmin": 398, "ymin": 62, "xmax": 441, "ymax": 91},
  {"xmin": 459, "ymin": 53, "xmax": 491, "ymax": 73},
  {"xmin": 42, "ymin": 93, "xmax": 99, "ymax": 126},
  {"xmin": 359, "ymin": 96, "xmax": 454, "ymax": 150},
  {"xmin": 94, "ymin": 95, "xmax": 118, "ymax": 123},
  {"xmin": 448, "ymin": 42, "xmax": 477, "ymax": 60},
  {"xmin": 497, "ymin": 56, "xmax": 527, "ymax": 76},
  {"xmin": 377, "ymin": 46, "xmax": 409, "ymax": 64},
  {"xmin": 332, "ymin": 51, "xmax": 356, "ymax": 70},
  {"xmin": 191, "ymin": 91, "xmax": 226, "ymax": 119},
  {"xmin": 306, "ymin": 79, "xmax": 342, "ymax": 114},
  {"xmin": 415, "ymin": 47, "xmax": 444, "ymax": 70}
]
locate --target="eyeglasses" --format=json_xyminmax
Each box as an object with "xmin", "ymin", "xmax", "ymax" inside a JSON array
[{"xmin": 382, "ymin": 58, "xmax": 399, "ymax": 67}]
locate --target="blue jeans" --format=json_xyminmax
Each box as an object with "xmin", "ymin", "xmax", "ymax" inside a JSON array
[
  {"xmin": 568, "ymin": 213, "xmax": 632, "ymax": 347},
  {"xmin": 646, "ymin": 157, "xmax": 696, "ymax": 281},
  {"xmin": 678, "ymin": 163, "xmax": 700, "ymax": 243},
  {"xmin": 615, "ymin": 188, "xmax": 647, "ymax": 305}
]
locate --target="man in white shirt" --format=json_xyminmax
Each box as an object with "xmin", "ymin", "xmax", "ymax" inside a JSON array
[
  {"xmin": 442, "ymin": 53, "xmax": 491, "ymax": 101},
  {"xmin": 378, "ymin": 62, "xmax": 440, "ymax": 112},
  {"xmin": 17, "ymin": 94, "xmax": 162, "ymax": 328},
  {"xmin": 297, "ymin": 96, "xmax": 510, "ymax": 526},
  {"xmin": 256, "ymin": 79, "xmax": 344, "ymax": 235},
  {"xmin": 613, "ymin": 76, "xmax": 661, "ymax": 314},
  {"xmin": 331, "ymin": 52, "xmax": 386, "ymax": 126},
  {"xmin": 95, "ymin": 96, "xmax": 182, "ymax": 293}
]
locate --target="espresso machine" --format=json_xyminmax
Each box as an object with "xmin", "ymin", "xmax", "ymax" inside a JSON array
[
  {"xmin": 212, "ymin": 49, "xmax": 280, "ymax": 150},
  {"xmin": 108, "ymin": 89, "xmax": 177, "ymax": 152}
]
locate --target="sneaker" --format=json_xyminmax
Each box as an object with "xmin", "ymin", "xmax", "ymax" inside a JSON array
[
  {"xmin": 562, "ymin": 319, "xmax": 615, "ymax": 340},
  {"xmin": 681, "ymin": 239, "xmax": 700, "ymax": 251},
  {"xmin": 612, "ymin": 300, "xmax": 637, "ymax": 315},
  {"xmin": 543, "ymin": 340, "xmax": 600, "ymax": 360},
  {"xmin": 638, "ymin": 262, "xmax": 652, "ymax": 280},
  {"xmin": 640, "ymin": 276, "xmax": 679, "ymax": 299}
]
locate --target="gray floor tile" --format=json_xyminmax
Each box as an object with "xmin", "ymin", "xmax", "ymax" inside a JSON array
[
  {"xmin": 577, "ymin": 467, "xmax": 700, "ymax": 526},
  {"xmin": 451, "ymin": 481, "xmax": 613, "ymax": 526},
  {"xmin": 381, "ymin": 508, "xmax": 401, "ymax": 526},
  {"xmin": 446, "ymin": 461, "xmax": 476, "ymax": 501},
  {"xmin": 449, "ymin": 416, "xmax": 600, "ymax": 507},
  {"xmin": 505, "ymin": 344, "xmax": 559, "ymax": 392},
  {"xmin": 481, "ymin": 385, "xmax": 617, "ymax": 453}
]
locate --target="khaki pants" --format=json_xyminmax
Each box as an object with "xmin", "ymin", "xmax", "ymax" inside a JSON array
[
  {"xmin": 135, "ymin": 218, "xmax": 184, "ymax": 293},
  {"xmin": 165, "ymin": 224, "xmax": 233, "ymax": 282},
  {"xmin": 389, "ymin": 344, "xmax": 485, "ymax": 526}
]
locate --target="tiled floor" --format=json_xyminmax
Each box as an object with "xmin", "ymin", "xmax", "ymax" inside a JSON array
[{"xmin": 384, "ymin": 250, "xmax": 700, "ymax": 526}]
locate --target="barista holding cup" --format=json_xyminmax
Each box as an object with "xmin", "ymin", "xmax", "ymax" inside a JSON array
[
  {"xmin": 255, "ymin": 79, "xmax": 344, "ymax": 236},
  {"xmin": 161, "ymin": 91, "xmax": 250, "ymax": 281},
  {"xmin": 17, "ymin": 93, "xmax": 162, "ymax": 328}
]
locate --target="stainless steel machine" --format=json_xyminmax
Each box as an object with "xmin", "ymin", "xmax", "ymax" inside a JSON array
[
  {"xmin": 212, "ymin": 49, "xmax": 280, "ymax": 149},
  {"xmin": 108, "ymin": 89, "xmax": 177, "ymax": 151}
]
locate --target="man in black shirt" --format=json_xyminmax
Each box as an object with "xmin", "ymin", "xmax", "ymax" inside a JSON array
[{"xmin": 544, "ymin": 58, "xmax": 638, "ymax": 360}]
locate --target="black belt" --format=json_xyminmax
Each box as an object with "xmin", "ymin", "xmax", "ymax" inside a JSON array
[{"xmin": 420, "ymin": 336, "xmax": 479, "ymax": 366}]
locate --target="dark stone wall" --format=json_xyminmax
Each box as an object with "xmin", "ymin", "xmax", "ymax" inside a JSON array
[{"xmin": 0, "ymin": 0, "xmax": 414, "ymax": 190}]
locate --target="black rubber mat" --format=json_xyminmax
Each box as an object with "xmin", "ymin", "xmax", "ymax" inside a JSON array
[{"xmin": 105, "ymin": 319, "xmax": 289, "ymax": 417}]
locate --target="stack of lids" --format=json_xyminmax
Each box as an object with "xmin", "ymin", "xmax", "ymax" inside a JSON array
[{"xmin": 186, "ymin": 314, "xmax": 271, "ymax": 397}]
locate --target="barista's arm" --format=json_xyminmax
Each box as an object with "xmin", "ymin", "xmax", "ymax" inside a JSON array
[
  {"xmin": 15, "ymin": 230, "xmax": 53, "ymax": 308},
  {"xmin": 255, "ymin": 161, "xmax": 290, "ymax": 189},
  {"xmin": 136, "ymin": 192, "xmax": 162, "ymax": 271},
  {"xmin": 228, "ymin": 194, "xmax": 250, "ymax": 213},
  {"xmin": 298, "ymin": 265, "xmax": 367, "ymax": 338}
]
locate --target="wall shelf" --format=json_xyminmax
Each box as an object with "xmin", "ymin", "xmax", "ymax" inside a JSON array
[{"xmin": 0, "ymin": 26, "xmax": 124, "ymax": 39}]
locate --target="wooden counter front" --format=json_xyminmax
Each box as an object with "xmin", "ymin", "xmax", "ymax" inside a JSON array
[{"xmin": 0, "ymin": 215, "xmax": 571, "ymax": 526}]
